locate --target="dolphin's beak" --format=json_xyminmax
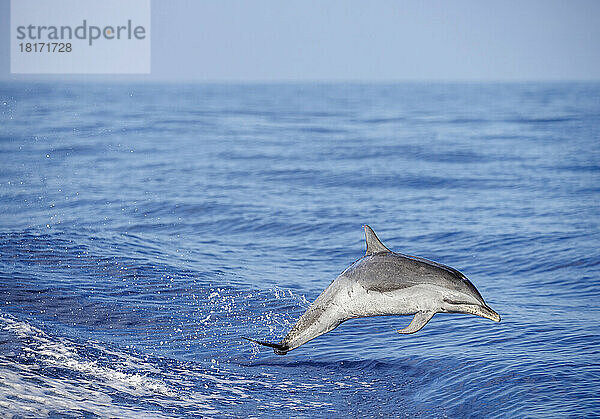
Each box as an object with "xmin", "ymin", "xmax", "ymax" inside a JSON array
[{"xmin": 476, "ymin": 304, "xmax": 501, "ymax": 322}]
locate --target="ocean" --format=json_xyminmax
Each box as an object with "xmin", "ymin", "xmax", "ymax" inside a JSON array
[{"xmin": 0, "ymin": 81, "xmax": 599, "ymax": 417}]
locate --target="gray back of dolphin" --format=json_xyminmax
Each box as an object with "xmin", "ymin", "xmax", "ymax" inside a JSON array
[{"xmin": 244, "ymin": 225, "xmax": 500, "ymax": 355}]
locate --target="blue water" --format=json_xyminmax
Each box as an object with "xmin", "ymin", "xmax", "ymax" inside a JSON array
[{"xmin": 0, "ymin": 82, "xmax": 599, "ymax": 417}]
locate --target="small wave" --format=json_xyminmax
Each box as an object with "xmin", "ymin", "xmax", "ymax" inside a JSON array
[{"xmin": 504, "ymin": 116, "xmax": 577, "ymax": 124}]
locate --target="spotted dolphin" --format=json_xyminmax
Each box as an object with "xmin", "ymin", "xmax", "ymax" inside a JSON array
[{"xmin": 244, "ymin": 225, "xmax": 500, "ymax": 355}]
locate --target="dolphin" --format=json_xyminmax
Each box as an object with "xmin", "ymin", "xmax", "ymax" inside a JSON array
[{"xmin": 244, "ymin": 225, "xmax": 500, "ymax": 355}]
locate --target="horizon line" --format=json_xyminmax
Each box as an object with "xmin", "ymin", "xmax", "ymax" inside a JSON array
[{"xmin": 2, "ymin": 77, "xmax": 600, "ymax": 84}]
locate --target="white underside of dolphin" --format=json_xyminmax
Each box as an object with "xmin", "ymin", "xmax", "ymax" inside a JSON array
[{"xmin": 244, "ymin": 225, "xmax": 501, "ymax": 355}]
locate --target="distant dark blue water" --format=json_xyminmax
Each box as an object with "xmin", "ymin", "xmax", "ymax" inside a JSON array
[{"xmin": 0, "ymin": 82, "xmax": 599, "ymax": 417}]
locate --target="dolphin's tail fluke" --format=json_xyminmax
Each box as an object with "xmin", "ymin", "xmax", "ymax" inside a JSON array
[{"xmin": 242, "ymin": 337, "xmax": 289, "ymax": 355}]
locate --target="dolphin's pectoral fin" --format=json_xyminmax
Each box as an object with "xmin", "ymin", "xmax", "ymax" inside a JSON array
[{"xmin": 397, "ymin": 311, "xmax": 435, "ymax": 334}]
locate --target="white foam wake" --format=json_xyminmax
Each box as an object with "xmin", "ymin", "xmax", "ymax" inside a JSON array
[{"xmin": 0, "ymin": 313, "xmax": 216, "ymax": 417}]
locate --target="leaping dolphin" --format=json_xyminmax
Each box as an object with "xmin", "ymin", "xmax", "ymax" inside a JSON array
[{"xmin": 244, "ymin": 225, "xmax": 501, "ymax": 355}]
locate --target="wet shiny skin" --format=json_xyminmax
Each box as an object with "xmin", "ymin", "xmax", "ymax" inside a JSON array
[{"xmin": 263, "ymin": 226, "xmax": 499, "ymax": 354}]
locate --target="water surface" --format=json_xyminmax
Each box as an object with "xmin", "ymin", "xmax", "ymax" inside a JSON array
[{"xmin": 1, "ymin": 82, "xmax": 599, "ymax": 417}]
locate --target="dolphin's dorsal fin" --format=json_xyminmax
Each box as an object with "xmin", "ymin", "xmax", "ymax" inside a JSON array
[{"xmin": 363, "ymin": 225, "xmax": 391, "ymax": 255}]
